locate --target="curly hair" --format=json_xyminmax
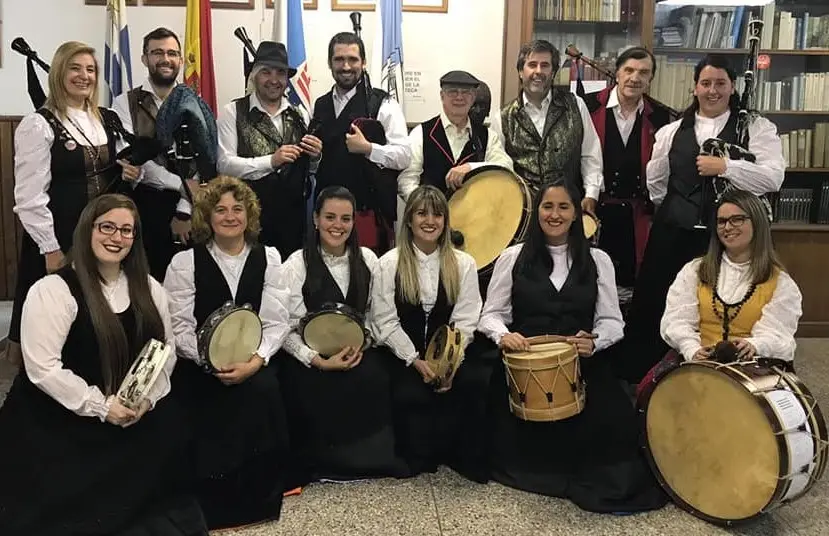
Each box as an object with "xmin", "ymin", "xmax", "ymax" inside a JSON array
[{"xmin": 191, "ymin": 175, "xmax": 262, "ymax": 244}]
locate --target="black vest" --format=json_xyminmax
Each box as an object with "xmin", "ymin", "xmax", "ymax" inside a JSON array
[
  {"xmin": 603, "ymin": 110, "xmax": 645, "ymax": 200},
  {"xmin": 394, "ymin": 275, "xmax": 454, "ymax": 356},
  {"xmin": 509, "ymin": 252, "xmax": 597, "ymax": 337},
  {"xmin": 420, "ymin": 115, "xmax": 489, "ymax": 196},
  {"xmin": 302, "ymin": 254, "xmax": 370, "ymax": 315},
  {"xmin": 192, "ymin": 244, "xmax": 267, "ymax": 329},
  {"xmin": 38, "ymin": 108, "xmax": 121, "ymax": 252},
  {"xmin": 657, "ymin": 112, "xmax": 739, "ymax": 229},
  {"xmin": 312, "ymin": 86, "xmax": 397, "ymax": 222}
]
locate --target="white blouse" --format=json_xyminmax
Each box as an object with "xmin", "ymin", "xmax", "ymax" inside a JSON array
[
  {"xmin": 163, "ymin": 242, "xmax": 291, "ymax": 365},
  {"xmin": 646, "ymin": 111, "xmax": 785, "ymax": 207},
  {"xmin": 14, "ymin": 107, "xmax": 127, "ymax": 254},
  {"xmin": 661, "ymin": 256, "xmax": 802, "ymax": 361},
  {"xmin": 477, "ymin": 243, "xmax": 624, "ymax": 354},
  {"xmin": 280, "ymin": 247, "xmax": 380, "ymax": 366},
  {"xmin": 371, "ymin": 246, "xmax": 482, "ymax": 364},
  {"xmin": 19, "ymin": 271, "xmax": 175, "ymax": 422}
]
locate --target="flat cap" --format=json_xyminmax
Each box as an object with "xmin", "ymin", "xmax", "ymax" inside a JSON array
[{"xmin": 440, "ymin": 70, "xmax": 480, "ymax": 88}]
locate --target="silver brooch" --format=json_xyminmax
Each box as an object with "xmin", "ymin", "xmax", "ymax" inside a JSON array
[{"xmin": 64, "ymin": 140, "xmax": 77, "ymax": 151}]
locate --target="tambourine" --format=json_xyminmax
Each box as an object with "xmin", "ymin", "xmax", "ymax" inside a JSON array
[
  {"xmin": 299, "ymin": 302, "xmax": 370, "ymax": 358},
  {"xmin": 424, "ymin": 323, "xmax": 464, "ymax": 389},
  {"xmin": 583, "ymin": 213, "xmax": 600, "ymax": 246},
  {"xmin": 196, "ymin": 301, "xmax": 263, "ymax": 373},
  {"xmin": 116, "ymin": 338, "xmax": 173, "ymax": 410}
]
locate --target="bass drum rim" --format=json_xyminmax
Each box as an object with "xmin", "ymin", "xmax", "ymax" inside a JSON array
[
  {"xmin": 638, "ymin": 360, "xmax": 791, "ymax": 526},
  {"xmin": 449, "ymin": 165, "xmax": 532, "ymax": 275}
]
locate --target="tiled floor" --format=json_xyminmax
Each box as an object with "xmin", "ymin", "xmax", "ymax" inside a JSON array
[{"xmin": 1, "ymin": 339, "xmax": 827, "ymax": 536}]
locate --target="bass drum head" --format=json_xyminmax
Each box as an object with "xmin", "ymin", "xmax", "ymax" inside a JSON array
[
  {"xmin": 303, "ymin": 312, "xmax": 365, "ymax": 358},
  {"xmin": 449, "ymin": 166, "xmax": 529, "ymax": 271},
  {"xmin": 644, "ymin": 364, "xmax": 780, "ymax": 523},
  {"xmin": 208, "ymin": 309, "xmax": 262, "ymax": 369}
]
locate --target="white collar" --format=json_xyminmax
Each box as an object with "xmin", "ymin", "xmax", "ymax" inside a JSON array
[
  {"xmin": 209, "ymin": 241, "xmax": 250, "ymax": 260},
  {"xmin": 439, "ymin": 110, "xmax": 470, "ymax": 132},
  {"xmin": 606, "ymin": 86, "xmax": 644, "ymax": 114},
  {"xmin": 414, "ymin": 245, "xmax": 440, "ymax": 264},
  {"xmin": 321, "ymin": 247, "xmax": 350, "ymax": 266},
  {"xmin": 333, "ymin": 85, "xmax": 358, "ymax": 103},
  {"xmin": 722, "ymin": 253, "xmax": 751, "ymax": 269},
  {"xmin": 521, "ymin": 90, "xmax": 552, "ymax": 110},
  {"xmin": 249, "ymin": 91, "xmax": 290, "ymax": 118},
  {"xmin": 695, "ymin": 110, "xmax": 731, "ymax": 124},
  {"xmin": 546, "ymin": 243, "xmax": 569, "ymax": 255}
]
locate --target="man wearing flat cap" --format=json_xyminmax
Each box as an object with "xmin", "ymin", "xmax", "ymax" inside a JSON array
[
  {"xmin": 398, "ymin": 70, "xmax": 512, "ymax": 200},
  {"xmin": 217, "ymin": 40, "xmax": 322, "ymax": 259}
]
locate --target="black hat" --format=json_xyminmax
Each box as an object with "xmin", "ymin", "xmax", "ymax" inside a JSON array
[
  {"xmin": 253, "ymin": 41, "xmax": 297, "ymax": 77},
  {"xmin": 440, "ymin": 70, "xmax": 480, "ymax": 88}
]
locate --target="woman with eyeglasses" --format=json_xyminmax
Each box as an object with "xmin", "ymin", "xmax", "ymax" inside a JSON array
[
  {"xmin": 7, "ymin": 41, "xmax": 134, "ymax": 367},
  {"xmin": 638, "ymin": 189, "xmax": 803, "ymax": 396},
  {"xmin": 0, "ymin": 194, "xmax": 207, "ymax": 536},
  {"xmin": 164, "ymin": 175, "xmax": 292, "ymax": 530}
]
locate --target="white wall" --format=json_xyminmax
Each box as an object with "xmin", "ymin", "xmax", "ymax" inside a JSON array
[{"xmin": 1, "ymin": 0, "xmax": 506, "ymax": 122}]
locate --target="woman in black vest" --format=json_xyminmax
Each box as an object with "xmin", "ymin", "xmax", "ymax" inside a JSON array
[
  {"xmin": 278, "ymin": 186, "xmax": 407, "ymax": 483},
  {"xmin": 164, "ymin": 176, "xmax": 291, "ymax": 530},
  {"xmin": 0, "ymin": 194, "xmax": 206, "ymax": 536},
  {"xmin": 7, "ymin": 41, "xmax": 131, "ymax": 365},
  {"xmin": 622, "ymin": 54, "xmax": 785, "ymax": 383},
  {"xmin": 372, "ymin": 185, "xmax": 483, "ymax": 476},
  {"xmin": 477, "ymin": 180, "xmax": 667, "ymax": 513}
]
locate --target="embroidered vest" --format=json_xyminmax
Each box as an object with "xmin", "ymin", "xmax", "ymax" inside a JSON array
[
  {"xmin": 234, "ymin": 94, "xmax": 305, "ymax": 158},
  {"xmin": 500, "ymin": 89, "xmax": 583, "ymax": 191},
  {"xmin": 697, "ymin": 269, "xmax": 780, "ymax": 347}
]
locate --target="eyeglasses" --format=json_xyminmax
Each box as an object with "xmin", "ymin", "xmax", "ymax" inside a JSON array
[
  {"xmin": 95, "ymin": 221, "xmax": 136, "ymax": 239},
  {"xmin": 715, "ymin": 215, "xmax": 749, "ymax": 228},
  {"xmin": 148, "ymin": 49, "xmax": 181, "ymax": 59},
  {"xmin": 444, "ymin": 88, "xmax": 475, "ymax": 97}
]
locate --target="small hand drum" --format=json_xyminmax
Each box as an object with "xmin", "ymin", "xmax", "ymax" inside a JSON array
[
  {"xmin": 424, "ymin": 324, "xmax": 464, "ymax": 389},
  {"xmin": 197, "ymin": 301, "xmax": 263, "ymax": 372},
  {"xmin": 117, "ymin": 338, "xmax": 173, "ymax": 410},
  {"xmin": 299, "ymin": 302, "xmax": 369, "ymax": 358},
  {"xmin": 582, "ymin": 213, "xmax": 600, "ymax": 246}
]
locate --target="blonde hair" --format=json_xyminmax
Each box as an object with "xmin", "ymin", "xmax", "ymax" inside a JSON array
[
  {"xmin": 45, "ymin": 41, "xmax": 101, "ymax": 121},
  {"xmin": 396, "ymin": 186, "xmax": 460, "ymax": 304},
  {"xmin": 191, "ymin": 175, "xmax": 262, "ymax": 244}
]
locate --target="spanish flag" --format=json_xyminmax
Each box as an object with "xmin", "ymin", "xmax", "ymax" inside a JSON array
[{"xmin": 184, "ymin": 0, "xmax": 217, "ymax": 113}]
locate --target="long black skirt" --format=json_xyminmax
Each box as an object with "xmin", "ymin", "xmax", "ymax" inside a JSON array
[
  {"xmin": 488, "ymin": 348, "xmax": 668, "ymax": 514},
  {"xmin": 278, "ymin": 348, "xmax": 408, "ymax": 483},
  {"xmin": 0, "ymin": 373, "xmax": 207, "ymax": 536},
  {"xmin": 171, "ymin": 359, "xmax": 289, "ymax": 530},
  {"xmin": 616, "ymin": 220, "xmax": 710, "ymax": 382},
  {"xmin": 383, "ymin": 345, "xmax": 494, "ymax": 479}
]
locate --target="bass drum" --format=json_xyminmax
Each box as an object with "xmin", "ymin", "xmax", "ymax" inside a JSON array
[
  {"xmin": 448, "ymin": 165, "xmax": 532, "ymax": 274},
  {"xmin": 641, "ymin": 359, "xmax": 828, "ymax": 525}
]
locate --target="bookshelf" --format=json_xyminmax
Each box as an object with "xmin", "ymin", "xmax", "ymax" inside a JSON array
[{"xmin": 500, "ymin": 0, "xmax": 829, "ymax": 335}]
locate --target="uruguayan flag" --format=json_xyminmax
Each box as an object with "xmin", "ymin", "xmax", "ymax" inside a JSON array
[
  {"xmin": 371, "ymin": 0, "xmax": 404, "ymax": 106},
  {"xmin": 104, "ymin": 0, "xmax": 133, "ymax": 105},
  {"xmin": 273, "ymin": 0, "xmax": 312, "ymax": 112}
]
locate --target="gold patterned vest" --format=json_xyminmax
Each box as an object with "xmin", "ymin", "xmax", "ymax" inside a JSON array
[
  {"xmin": 500, "ymin": 88, "xmax": 583, "ymax": 191},
  {"xmin": 697, "ymin": 268, "xmax": 780, "ymax": 347},
  {"xmin": 234, "ymin": 94, "xmax": 304, "ymax": 158}
]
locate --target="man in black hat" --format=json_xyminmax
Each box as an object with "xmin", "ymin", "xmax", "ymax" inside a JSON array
[
  {"xmin": 217, "ymin": 40, "xmax": 322, "ymax": 260},
  {"xmin": 398, "ymin": 70, "xmax": 512, "ymax": 201},
  {"xmin": 112, "ymin": 27, "xmax": 194, "ymax": 281}
]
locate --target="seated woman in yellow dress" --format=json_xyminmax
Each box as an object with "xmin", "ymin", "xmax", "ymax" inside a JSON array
[{"xmin": 638, "ymin": 189, "xmax": 803, "ymax": 397}]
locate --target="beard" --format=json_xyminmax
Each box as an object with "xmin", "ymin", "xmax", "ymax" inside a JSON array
[
  {"xmin": 334, "ymin": 71, "xmax": 361, "ymax": 91},
  {"xmin": 149, "ymin": 65, "xmax": 179, "ymax": 87}
]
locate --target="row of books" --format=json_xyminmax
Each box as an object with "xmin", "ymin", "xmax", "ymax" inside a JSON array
[
  {"xmin": 781, "ymin": 124, "xmax": 829, "ymax": 169},
  {"xmin": 754, "ymin": 72, "xmax": 829, "ymax": 113},
  {"xmin": 769, "ymin": 184, "xmax": 829, "ymax": 224},
  {"xmin": 535, "ymin": 0, "xmax": 628, "ymax": 23},
  {"xmin": 654, "ymin": 4, "xmax": 829, "ymax": 50}
]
